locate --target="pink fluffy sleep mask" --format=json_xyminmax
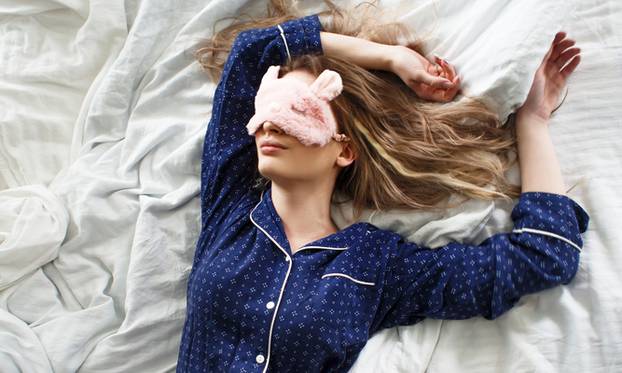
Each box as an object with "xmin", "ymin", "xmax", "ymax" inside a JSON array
[{"xmin": 246, "ymin": 65, "xmax": 351, "ymax": 147}]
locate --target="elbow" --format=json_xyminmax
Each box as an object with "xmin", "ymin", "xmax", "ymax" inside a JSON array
[
  {"xmin": 509, "ymin": 232, "xmax": 582, "ymax": 286},
  {"xmin": 529, "ymin": 251, "xmax": 580, "ymax": 287},
  {"xmin": 545, "ymin": 243, "xmax": 581, "ymax": 285},
  {"xmin": 487, "ymin": 247, "xmax": 580, "ymax": 320},
  {"xmin": 558, "ymin": 250, "xmax": 580, "ymax": 285}
]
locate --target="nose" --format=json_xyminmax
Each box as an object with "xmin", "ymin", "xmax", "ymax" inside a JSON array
[{"xmin": 261, "ymin": 121, "xmax": 284, "ymax": 135}]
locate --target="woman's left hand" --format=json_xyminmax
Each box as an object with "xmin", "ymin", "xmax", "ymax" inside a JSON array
[
  {"xmin": 390, "ymin": 45, "xmax": 461, "ymax": 102},
  {"xmin": 516, "ymin": 31, "xmax": 581, "ymax": 122}
]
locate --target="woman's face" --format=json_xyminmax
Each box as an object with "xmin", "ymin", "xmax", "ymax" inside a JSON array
[{"xmin": 254, "ymin": 69, "xmax": 355, "ymax": 185}]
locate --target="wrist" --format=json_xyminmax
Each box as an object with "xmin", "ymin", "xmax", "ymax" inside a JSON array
[
  {"xmin": 515, "ymin": 110, "xmax": 550, "ymax": 129},
  {"xmin": 388, "ymin": 45, "xmax": 419, "ymax": 74},
  {"xmin": 352, "ymin": 38, "xmax": 395, "ymax": 71},
  {"xmin": 516, "ymin": 107, "xmax": 550, "ymax": 124},
  {"xmin": 378, "ymin": 44, "xmax": 397, "ymax": 71}
]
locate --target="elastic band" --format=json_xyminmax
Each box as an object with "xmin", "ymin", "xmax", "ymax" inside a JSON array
[
  {"xmin": 277, "ymin": 24, "xmax": 291, "ymax": 63},
  {"xmin": 551, "ymin": 86, "xmax": 569, "ymax": 115}
]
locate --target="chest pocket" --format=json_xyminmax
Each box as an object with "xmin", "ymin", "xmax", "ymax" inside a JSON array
[
  {"xmin": 314, "ymin": 257, "xmax": 378, "ymax": 345},
  {"xmin": 320, "ymin": 272, "xmax": 375, "ymax": 287},
  {"xmin": 318, "ymin": 246, "xmax": 379, "ymax": 289}
]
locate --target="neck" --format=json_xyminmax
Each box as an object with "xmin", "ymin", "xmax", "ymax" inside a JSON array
[{"xmin": 270, "ymin": 177, "xmax": 339, "ymax": 250}]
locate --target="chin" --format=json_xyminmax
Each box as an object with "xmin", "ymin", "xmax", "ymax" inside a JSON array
[
  {"xmin": 258, "ymin": 164, "xmax": 303, "ymax": 185},
  {"xmin": 257, "ymin": 163, "xmax": 280, "ymax": 181}
]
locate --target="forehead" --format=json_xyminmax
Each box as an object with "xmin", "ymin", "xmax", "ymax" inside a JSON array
[{"xmin": 281, "ymin": 68, "xmax": 316, "ymax": 86}]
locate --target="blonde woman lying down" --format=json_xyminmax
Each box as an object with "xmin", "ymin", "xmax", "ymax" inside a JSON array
[{"xmin": 176, "ymin": 1, "xmax": 589, "ymax": 371}]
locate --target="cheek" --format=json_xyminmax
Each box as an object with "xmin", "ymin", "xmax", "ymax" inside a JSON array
[{"xmin": 295, "ymin": 146, "xmax": 337, "ymax": 173}]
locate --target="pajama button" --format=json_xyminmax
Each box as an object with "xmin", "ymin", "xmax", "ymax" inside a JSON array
[
  {"xmin": 256, "ymin": 354, "xmax": 265, "ymax": 364},
  {"xmin": 266, "ymin": 301, "xmax": 275, "ymax": 309},
  {"xmin": 285, "ymin": 256, "xmax": 290, "ymax": 262}
]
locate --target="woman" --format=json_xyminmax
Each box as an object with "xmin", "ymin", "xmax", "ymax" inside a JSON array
[{"xmin": 177, "ymin": 2, "xmax": 589, "ymax": 372}]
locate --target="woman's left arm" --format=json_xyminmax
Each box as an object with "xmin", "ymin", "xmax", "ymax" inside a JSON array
[
  {"xmin": 371, "ymin": 191, "xmax": 590, "ymax": 332},
  {"xmin": 515, "ymin": 31, "xmax": 581, "ymax": 194}
]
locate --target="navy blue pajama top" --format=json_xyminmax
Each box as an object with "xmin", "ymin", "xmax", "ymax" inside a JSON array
[{"xmin": 176, "ymin": 14, "xmax": 590, "ymax": 373}]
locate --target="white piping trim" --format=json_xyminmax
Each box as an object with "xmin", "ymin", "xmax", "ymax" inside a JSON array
[
  {"xmin": 249, "ymin": 196, "xmax": 292, "ymax": 373},
  {"xmin": 512, "ymin": 227, "xmax": 582, "ymax": 252},
  {"xmin": 276, "ymin": 24, "xmax": 291, "ymax": 63},
  {"xmin": 295, "ymin": 245, "xmax": 348, "ymax": 255},
  {"xmin": 321, "ymin": 273, "xmax": 375, "ymax": 286}
]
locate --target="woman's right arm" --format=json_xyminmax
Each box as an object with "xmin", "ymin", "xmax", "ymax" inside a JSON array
[
  {"xmin": 319, "ymin": 31, "xmax": 394, "ymax": 71},
  {"xmin": 197, "ymin": 15, "xmax": 323, "ymax": 264},
  {"xmin": 320, "ymin": 31, "xmax": 461, "ymax": 102}
]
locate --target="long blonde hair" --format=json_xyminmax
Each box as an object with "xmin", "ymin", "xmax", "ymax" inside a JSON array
[{"xmin": 195, "ymin": 0, "xmax": 521, "ymax": 221}]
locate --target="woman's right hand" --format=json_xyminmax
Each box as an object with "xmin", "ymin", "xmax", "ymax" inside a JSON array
[
  {"xmin": 390, "ymin": 45, "xmax": 461, "ymax": 102},
  {"xmin": 516, "ymin": 31, "xmax": 581, "ymax": 122}
]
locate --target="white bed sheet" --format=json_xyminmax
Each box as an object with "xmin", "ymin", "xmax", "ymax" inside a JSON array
[{"xmin": 0, "ymin": 0, "xmax": 620, "ymax": 372}]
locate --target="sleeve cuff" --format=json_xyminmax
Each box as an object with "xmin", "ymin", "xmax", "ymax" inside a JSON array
[
  {"xmin": 279, "ymin": 14, "xmax": 324, "ymax": 58},
  {"xmin": 510, "ymin": 191, "xmax": 590, "ymax": 251}
]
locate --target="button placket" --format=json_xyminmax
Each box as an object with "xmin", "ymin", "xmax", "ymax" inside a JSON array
[{"xmin": 249, "ymin": 195, "xmax": 298, "ymax": 372}]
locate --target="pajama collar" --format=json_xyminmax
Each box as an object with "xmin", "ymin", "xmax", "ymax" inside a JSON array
[{"xmin": 249, "ymin": 185, "xmax": 369, "ymax": 258}]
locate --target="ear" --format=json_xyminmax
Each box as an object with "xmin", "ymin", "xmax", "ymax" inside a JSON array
[
  {"xmin": 335, "ymin": 141, "xmax": 357, "ymax": 168},
  {"xmin": 309, "ymin": 69, "xmax": 343, "ymax": 101}
]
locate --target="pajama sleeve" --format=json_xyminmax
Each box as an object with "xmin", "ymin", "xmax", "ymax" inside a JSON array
[
  {"xmin": 195, "ymin": 15, "xmax": 324, "ymax": 264},
  {"xmin": 371, "ymin": 191, "xmax": 590, "ymax": 332}
]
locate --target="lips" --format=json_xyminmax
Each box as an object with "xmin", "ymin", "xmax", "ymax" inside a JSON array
[
  {"xmin": 260, "ymin": 140, "xmax": 286, "ymax": 149},
  {"xmin": 259, "ymin": 140, "xmax": 287, "ymax": 156}
]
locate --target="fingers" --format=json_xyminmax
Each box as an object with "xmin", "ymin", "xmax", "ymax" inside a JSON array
[
  {"xmin": 435, "ymin": 56, "xmax": 456, "ymax": 81},
  {"xmin": 547, "ymin": 31, "xmax": 581, "ymax": 79},
  {"xmin": 543, "ymin": 31, "xmax": 566, "ymax": 61},
  {"xmin": 426, "ymin": 56, "xmax": 461, "ymax": 101},
  {"xmin": 553, "ymin": 31, "xmax": 567, "ymax": 43},
  {"xmin": 433, "ymin": 76, "xmax": 455, "ymax": 89},
  {"xmin": 560, "ymin": 54, "xmax": 581, "ymax": 79},
  {"xmin": 411, "ymin": 56, "xmax": 461, "ymax": 102},
  {"xmin": 550, "ymin": 38, "xmax": 576, "ymax": 61},
  {"xmin": 450, "ymin": 74, "xmax": 461, "ymax": 93},
  {"xmin": 431, "ymin": 79, "xmax": 461, "ymax": 102},
  {"xmin": 436, "ymin": 56, "xmax": 461, "ymax": 97},
  {"xmin": 427, "ymin": 63, "xmax": 442, "ymax": 76},
  {"xmin": 416, "ymin": 71, "xmax": 454, "ymax": 89},
  {"xmin": 555, "ymin": 47, "xmax": 581, "ymax": 69}
]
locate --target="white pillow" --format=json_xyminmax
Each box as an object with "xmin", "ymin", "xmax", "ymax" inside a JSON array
[{"xmin": 393, "ymin": 0, "xmax": 569, "ymax": 123}]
